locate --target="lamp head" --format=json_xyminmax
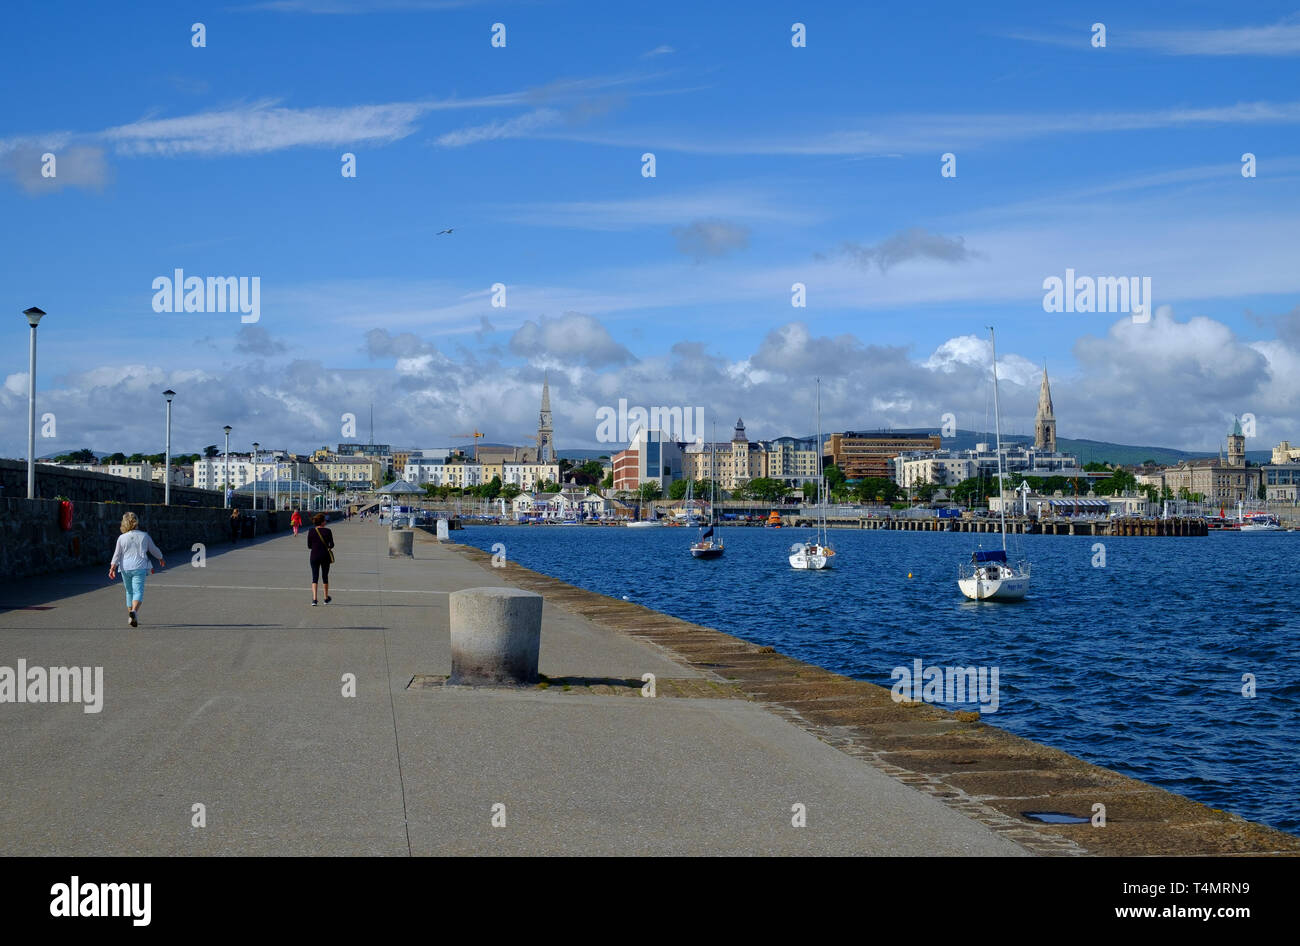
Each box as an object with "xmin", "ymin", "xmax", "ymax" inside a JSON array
[
  {"xmin": 223, "ymin": 425, "xmax": 232, "ymax": 435},
  {"xmin": 23, "ymin": 307, "xmax": 45, "ymax": 327},
  {"xmin": 162, "ymin": 389, "xmax": 176, "ymax": 402}
]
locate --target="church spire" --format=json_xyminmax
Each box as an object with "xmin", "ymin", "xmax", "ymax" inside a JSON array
[
  {"xmin": 1034, "ymin": 364, "xmax": 1056, "ymax": 452},
  {"xmin": 536, "ymin": 373, "xmax": 555, "ymax": 463}
]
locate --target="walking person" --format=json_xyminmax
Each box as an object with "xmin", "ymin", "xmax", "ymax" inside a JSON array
[
  {"xmin": 230, "ymin": 507, "xmax": 241, "ymax": 544},
  {"xmin": 290, "ymin": 507, "xmax": 303, "ymax": 536},
  {"xmin": 307, "ymin": 513, "xmax": 335, "ymax": 606},
  {"xmin": 108, "ymin": 511, "xmax": 166, "ymax": 627}
]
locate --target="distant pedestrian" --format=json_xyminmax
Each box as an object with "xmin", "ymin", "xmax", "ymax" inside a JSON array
[
  {"xmin": 109, "ymin": 511, "xmax": 165, "ymax": 628},
  {"xmin": 230, "ymin": 507, "xmax": 241, "ymax": 543},
  {"xmin": 290, "ymin": 508, "xmax": 303, "ymax": 536},
  {"xmin": 307, "ymin": 513, "xmax": 335, "ymax": 606}
]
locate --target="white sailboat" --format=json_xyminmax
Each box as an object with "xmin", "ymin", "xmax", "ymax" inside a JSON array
[
  {"xmin": 958, "ymin": 327, "xmax": 1030, "ymax": 601},
  {"xmin": 690, "ymin": 424, "xmax": 724, "ymax": 558},
  {"xmin": 789, "ymin": 379, "xmax": 835, "ymax": 570}
]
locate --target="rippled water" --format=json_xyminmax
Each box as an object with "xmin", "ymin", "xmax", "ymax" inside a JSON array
[{"xmin": 458, "ymin": 524, "xmax": 1300, "ymax": 835}]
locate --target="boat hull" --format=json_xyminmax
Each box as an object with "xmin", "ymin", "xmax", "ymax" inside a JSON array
[
  {"xmin": 625, "ymin": 521, "xmax": 660, "ymax": 528},
  {"xmin": 958, "ymin": 574, "xmax": 1029, "ymax": 601},
  {"xmin": 789, "ymin": 547, "xmax": 833, "ymax": 570},
  {"xmin": 690, "ymin": 546, "xmax": 724, "ymax": 559}
]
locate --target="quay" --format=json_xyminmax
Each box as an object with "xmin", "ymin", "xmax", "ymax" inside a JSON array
[
  {"xmin": 1, "ymin": 520, "xmax": 1294, "ymax": 855},
  {"xmin": 802, "ymin": 515, "xmax": 1210, "ymax": 536}
]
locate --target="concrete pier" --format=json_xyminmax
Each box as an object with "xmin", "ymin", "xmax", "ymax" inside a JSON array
[{"xmin": 0, "ymin": 521, "xmax": 1289, "ymax": 856}]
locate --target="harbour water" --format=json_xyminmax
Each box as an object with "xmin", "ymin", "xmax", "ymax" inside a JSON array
[{"xmin": 458, "ymin": 524, "xmax": 1300, "ymax": 835}]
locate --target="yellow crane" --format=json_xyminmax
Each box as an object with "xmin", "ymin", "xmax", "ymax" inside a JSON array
[{"xmin": 453, "ymin": 430, "xmax": 485, "ymax": 461}]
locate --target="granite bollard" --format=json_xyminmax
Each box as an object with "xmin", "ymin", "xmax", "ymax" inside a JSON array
[
  {"xmin": 448, "ymin": 587, "xmax": 543, "ymax": 685},
  {"xmin": 388, "ymin": 529, "xmax": 414, "ymax": 557}
]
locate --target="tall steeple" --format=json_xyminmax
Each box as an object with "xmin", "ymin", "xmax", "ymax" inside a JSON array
[
  {"xmin": 1034, "ymin": 364, "xmax": 1056, "ymax": 452},
  {"xmin": 536, "ymin": 373, "xmax": 555, "ymax": 463},
  {"xmin": 1227, "ymin": 416, "xmax": 1245, "ymax": 468}
]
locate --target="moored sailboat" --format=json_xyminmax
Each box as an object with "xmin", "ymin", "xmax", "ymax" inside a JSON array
[
  {"xmin": 958, "ymin": 327, "xmax": 1029, "ymax": 601},
  {"xmin": 789, "ymin": 379, "xmax": 835, "ymax": 570},
  {"xmin": 691, "ymin": 424, "xmax": 725, "ymax": 558}
]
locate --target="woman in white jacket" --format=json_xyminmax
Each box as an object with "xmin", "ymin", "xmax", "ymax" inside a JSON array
[{"xmin": 108, "ymin": 511, "xmax": 166, "ymax": 627}]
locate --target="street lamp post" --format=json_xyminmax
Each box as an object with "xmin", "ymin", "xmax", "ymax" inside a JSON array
[
  {"xmin": 223, "ymin": 425, "xmax": 232, "ymax": 508},
  {"xmin": 252, "ymin": 442, "xmax": 260, "ymax": 511},
  {"xmin": 23, "ymin": 308, "xmax": 45, "ymax": 499},
  {"xmin": 162, "ymin": 390, "xmax": 176, "ymax": 505}
]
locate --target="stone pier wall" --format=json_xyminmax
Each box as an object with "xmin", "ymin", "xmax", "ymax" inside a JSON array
[
  {"xmin": 0, "ymin": 497, "xmax": 281, "ymax": 582},
  {"xmin": 0, "ymin": 458, "xmax": 248, "ymax": 508}
]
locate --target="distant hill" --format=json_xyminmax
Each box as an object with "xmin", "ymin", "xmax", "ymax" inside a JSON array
[{"xmin": 818, "ymin": 429, "xmax": 1269, "ymax": 467}]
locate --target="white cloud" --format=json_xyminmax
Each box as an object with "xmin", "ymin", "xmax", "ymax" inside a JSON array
[{"xmin": 435, "ymin": 108, "xmax": 563, "ymax": 148}]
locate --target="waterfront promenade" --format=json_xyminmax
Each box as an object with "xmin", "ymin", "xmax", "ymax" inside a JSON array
[{"xmin": 0, "ymin": 520, "xmax": 1026, "ymax": 856}]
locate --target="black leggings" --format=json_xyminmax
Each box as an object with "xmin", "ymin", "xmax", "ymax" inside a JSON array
[{"xmin": 311, "ymin": 560, "xmax": 331, "ymax": 583}]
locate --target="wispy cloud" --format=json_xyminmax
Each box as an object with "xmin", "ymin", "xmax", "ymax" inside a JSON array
[
  {"xmin": 829, "ymin": 228, "xmax": 981, "ymax": 272},
  {"xmin": 642, "ymin": 45, "xmax": 675, "ymax": 58},
  {"xmin": 498, "ymin": 188, "xmax": 820, "ymax": 230},
  {"xmin": 436, "ymin": 107, "xmax": 564, "ymax": 147},
  {"xmin": 233, "ymin": 0, "xmax": 486, "ymax": 12},
  {"xmin": 102, "ymin": 100, "xmax": 434, "ymax": 156},
  {"xmin": 1010, "ymin": 18, "xmax": 1300, "ymax": 56},
  {"xmin": 0, "ymin": 145, "xmax": 109, "ymax": 194},
  {"xmin": 535, "ymin": 101, "xmax": 1300, "ymax": 156}
]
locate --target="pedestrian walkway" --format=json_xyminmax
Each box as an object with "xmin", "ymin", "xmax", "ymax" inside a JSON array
[{"xmin": 0, "ymin": 520, "xmax": 1024, "ymax": 855}]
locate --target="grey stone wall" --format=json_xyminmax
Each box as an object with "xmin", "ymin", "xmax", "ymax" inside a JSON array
[
  {"xmin": 0, "ymin": 458, "xmax": 247, "ymax": 507},
  {"xmin": 0, "ymin": 497, "xmax": 343, "ymax": 582},
  {"xmin": 0, "ymin": 498, "xmax": 271, "ymax": 582}
]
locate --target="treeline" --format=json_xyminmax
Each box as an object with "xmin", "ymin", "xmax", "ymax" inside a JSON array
[{"xmin": 51, "ymin": 446, "xmax": 222, "ymax": 466}]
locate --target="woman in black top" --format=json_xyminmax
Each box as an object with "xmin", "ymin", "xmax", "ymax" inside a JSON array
[{"xmin": 307, "ymin": 513, "xmax": 335, "ymax": 606}]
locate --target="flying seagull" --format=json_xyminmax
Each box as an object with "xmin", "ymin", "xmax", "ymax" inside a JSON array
[{"xmin": 437, "ymin": 228, "xmax": 453, "ymax": 235}]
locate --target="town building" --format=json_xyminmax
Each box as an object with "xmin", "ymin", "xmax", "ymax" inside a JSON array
[
  {"xmin": 681, "ymin": 419, "xmax": 765, "ymax": 491},
  {"xmin": 313, "ymin": 456, "xmax": 382, "ymax": 489},
  {"xmin": 826, "ymin": 431, "xmax": 942, "ymax": 481},
  {"xmin": 1271, "ymin": 441, "xmax": 1300, "ymax": 464},
  {"xmin": 1145, "ymin": 419, "xmax": 1261, "ymax": 504},
  {"xmin": 894, "ymin": 442, "xmax": 1083, "ymax": 488},
  {"xmin": 760, "ymin": 436, "xmax": 822, "ymax": 487},
  {"xmin": 1261, "ymin": 462, "xmax": 1300, "ymax": 503},
  {"xmin": 612, "ymin": 428, "xmax": 685, "ymax": 491}
]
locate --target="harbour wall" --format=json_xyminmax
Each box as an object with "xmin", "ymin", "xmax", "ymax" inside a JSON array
[
  {"xmin": 0, "ymin": 496, "xmax": 342, "ymax": 582},
  {"xmin": 0, "ymin": 458, "xmax": 249, "ymax": 508}
]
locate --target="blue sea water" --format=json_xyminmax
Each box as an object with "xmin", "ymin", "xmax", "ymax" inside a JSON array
[{"xmin": 458, "ymin": 524, "xmax": 1300, "ymax": 836}]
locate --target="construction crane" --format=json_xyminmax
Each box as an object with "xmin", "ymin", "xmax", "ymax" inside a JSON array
[{"xmin": 453, "ymin": 430, "xmax": 486, "ymax": 461}]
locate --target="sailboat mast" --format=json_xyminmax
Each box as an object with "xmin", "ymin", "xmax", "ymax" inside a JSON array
[
  {"xmin": 816, "ymin": 378, "xmax": 825, "ymax": 541},
  {"xmin": 710, "ymin": 419, "xmax": 716, "ymax": 525},
  {"xmin": 989, "ymin": 327, "xmax": 1008, "ymax": 552}
]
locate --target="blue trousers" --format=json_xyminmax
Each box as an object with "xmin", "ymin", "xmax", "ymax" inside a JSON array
[{"xmin": 121, "ymin": 568, "xmax": 147, "ymax": 606}]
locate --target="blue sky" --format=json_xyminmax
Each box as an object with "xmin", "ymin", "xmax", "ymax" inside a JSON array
[{"xmin": 3, "ymin": 0, "xmax": 1300, "ymax": 457}]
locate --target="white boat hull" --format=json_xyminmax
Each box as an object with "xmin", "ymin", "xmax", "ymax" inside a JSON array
[
  {"xmin": 789, "ymin": 545, "xmax": 834, "ymax": 570},
  {"xmin": 958, "ymin": 571, "xmax": 1029, "ymax": 601},
  {"xmin": 626, "ymin": 521, "xmax": 660, "ymax": 528}
]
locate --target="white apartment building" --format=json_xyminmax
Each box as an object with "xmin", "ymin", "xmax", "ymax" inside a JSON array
[
  {"xmin": 502, "ymin": 462, "xmax": 560, "ymax": 492},
  {"xmin": 894, "ymin": 444, "xmax": 1083, "ymax": 487}
]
